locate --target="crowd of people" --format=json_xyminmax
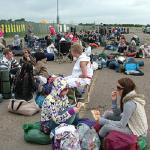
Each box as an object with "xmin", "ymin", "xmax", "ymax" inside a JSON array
[{"xmin": 0, "ymin": 25, "xmax": 149, "ymax": 149}]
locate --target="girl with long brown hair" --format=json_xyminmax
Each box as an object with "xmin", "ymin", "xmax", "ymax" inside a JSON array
[{"xmin": 93, "ymin": 78, "xmax": 148, "ymax": 138}]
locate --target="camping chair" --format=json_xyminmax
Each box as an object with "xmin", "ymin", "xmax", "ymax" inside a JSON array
[{"xmin": 54, "ymin": 41, "xmax": 72, "ymax": 63}]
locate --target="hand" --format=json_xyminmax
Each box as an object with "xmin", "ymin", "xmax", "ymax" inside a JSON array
[
  {"xmin": 111, "ymin": 91, "xmax": 118, "ymax": 101},
  {"xmin": 73, "ymin": 107, "xmax": 81, "ymax": 113},
  {"xmin": 77, "ymin": 102, "xmax": 85, "ymax": 109},
  {"xmin": 91, "ymin": 109, "xmax": 101, "ymax": 121},
  {"xmin": 27, "ymin": 57, "xmax": 30, "ymax": 61}
]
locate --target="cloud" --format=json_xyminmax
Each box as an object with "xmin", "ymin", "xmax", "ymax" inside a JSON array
[{"xmin": 0, "ymin": 0, "xmax": 149, "ymax": 24}]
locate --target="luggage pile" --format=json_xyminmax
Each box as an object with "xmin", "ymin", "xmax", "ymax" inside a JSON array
[
  {"xmin": 91, "ymin": 52, "xmax": 145, "ymax": 76},
  {"xmin": 22, "ymin": 121, "xmax": 148, "ymax": 150}
]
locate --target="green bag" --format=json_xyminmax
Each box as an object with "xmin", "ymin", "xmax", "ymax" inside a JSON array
[
  {"xmin": 138, "ymin": 137, "xmax": 147, "ymax": 150},
  {"xmin": 23, "ymin": 122, "xmax": 51, "ymax": 145},
  {"xmin": 99, "ymin": 53, "xmax": 107, "ymax": 60}
]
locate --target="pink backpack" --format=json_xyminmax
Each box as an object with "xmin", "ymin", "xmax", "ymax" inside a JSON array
[{"xmin": 104, "ymin": 131, "xmax": 140, "ymax": 150}]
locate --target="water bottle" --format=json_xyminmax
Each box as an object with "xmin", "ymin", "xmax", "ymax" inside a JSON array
[{"xmin": 11, "ymin": 93, "xmax": 15, "ymax": 99}]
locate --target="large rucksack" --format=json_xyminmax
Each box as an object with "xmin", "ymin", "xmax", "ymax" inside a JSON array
[
  {"xmin": 104, "ymin": 131, "xmax": 139, "ymax": 150},
  {"xmin": 77, "ymin": 123, "xmax": 101, "ymax": 150},
  {"xmin": 124, "ymin": 58, "xmax": 144, "ymax": 76},
  {"xmin": 0, "ymin": 69, "xmax": 11, "ymax": 99},
  {"xmin": 14, "ymin": 63, "xmax": 35, "ymax": 101}
]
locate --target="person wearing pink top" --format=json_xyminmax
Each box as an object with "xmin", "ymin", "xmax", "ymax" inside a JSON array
[
  {"xmin": 0, "ymin": 26, "xmax": 4, "ymax": 38},
  {"xmin": 72, "ymin": 35, "xmax": 79, "ymax": 43}
]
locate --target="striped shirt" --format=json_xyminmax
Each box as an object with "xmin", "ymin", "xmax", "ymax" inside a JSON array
[{"xmin": 0, "ymin": 56, "xmax": 20, "ymax": 70}]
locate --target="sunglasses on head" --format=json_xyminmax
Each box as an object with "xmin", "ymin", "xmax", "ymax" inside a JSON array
[{"xmin": 117, "ymin": 86, "xmax": 124, "ymax": 90}]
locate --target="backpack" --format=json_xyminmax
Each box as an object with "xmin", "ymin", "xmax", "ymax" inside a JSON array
[
  {"xmin": 124, "ymin": 58, "xmax": 144, "ymax": 76},
  {"xmin": 51, "ymin": 123, "xmax": 81, "ymax": 150},
  {"xmin": 124, "ymin": 58, "xmax": 139, "ymax": 71},
  {"xmin": 77, "ymin": 123, "xmax": 101, "ymax": 150},
  {"xmin": 14, "ymin": 63, "xmax": 35, "ymax": 101},
  {"xmin": 104, "ymin": 131, "xmax": 139, "ymax": 150},
  {"xmin": 0, "ymin": 69, "xmax": 11, "ymax": 99}
]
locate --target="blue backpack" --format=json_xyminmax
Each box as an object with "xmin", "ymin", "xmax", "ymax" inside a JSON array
[
  {"xmin": 124, "ymin": 58, "xmax": 139, "ymax": 71},
  {"xmin": 124, "ymin": 58, "xmax": 144, "ymax": 76}
]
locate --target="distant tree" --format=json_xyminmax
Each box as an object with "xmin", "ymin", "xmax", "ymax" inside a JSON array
[{"xmin": 15, "ymin": 18, "xmax": 25, "ymax": 22}]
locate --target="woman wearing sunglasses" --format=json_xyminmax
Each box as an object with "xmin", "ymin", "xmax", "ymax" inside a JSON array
[{"xmin": 93, "ymin": 78, "xmax": 148, "ymax": 138}]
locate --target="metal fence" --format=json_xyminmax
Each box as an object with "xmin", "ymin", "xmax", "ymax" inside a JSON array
[{"xmin": 0, "ymin": 21, "xmax": 97, "ymax": 38}]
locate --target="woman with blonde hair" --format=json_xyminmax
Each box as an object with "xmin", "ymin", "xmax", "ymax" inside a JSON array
[{"xmin": 65, "ymin": 43, "xmax": 93, "ymax": 88}]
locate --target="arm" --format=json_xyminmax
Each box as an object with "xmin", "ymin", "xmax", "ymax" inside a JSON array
[
  {"xmin": 50, "ymin": 104, "xmax": 76, "ymax": 124},
  {"xmin": 100, "ymin": 101, "xmax": 136, "ymax": 128},
  {"xmin": 79, "ymin": 61, "xmax": 88, "ymax": 78}
]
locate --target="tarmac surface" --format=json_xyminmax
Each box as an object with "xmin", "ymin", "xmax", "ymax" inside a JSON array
[{"xmin": 0, "ymin": 30, "xmax": 150, "ymax": 150}]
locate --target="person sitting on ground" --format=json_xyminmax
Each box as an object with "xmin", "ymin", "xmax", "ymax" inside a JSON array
[
  {"xmin": 126, "ymin": 40, "xmax": 137, "ymax": 57},
  {"xmin": 0, "ymin": 37, "xmax": 5, "ymax": 49},
  {"xmin": 65, "ymin": 44, "xmax": 93, "ymax": 88},
  {"xmin": 45, "ymin": 35, "xmax": 52, "ymax": 47},
  {"xmin": 12, "ymin": 35, "xmax": 21, "ymax": 50},
  {"xmin": 22, "ymin": 49, "xmax": 49, "ymax": 92},
  {"xmin": 119, "ymin": 34, "xmax": 126, "ymax": 42},
  {"xmin": 45, "ymin": 43, "xmax": 57, "ymax": 61},
  {"xmin": 22, "ymin": 48, "xmax": 36, "ymax": 66},
  {"xmin": 84, "ymin": 42, "xmax": 92, "ymax": 57},
  {"xmin": 0, "ymin": 26, "xmax": 4, "ymax": 38},
  {"xmin": 131, "ymin": 34, "xmax": 140, "ymax": 46},
  {"xmin": 92, "ymin": 78, "xmax": 148, "ymax": 138},
  {"xmin": 34, "ymin": 56, "xmax": 49, "ymax": 92},
  {"xmin": 0, "ymin": 49, "xmax": 20, "ymax": 75},
  {"xmin": 72, "ymin": 34, "xmax": 79, "ymax": 43},
  {"xmin": 118, "ymin": 38, "xmax": 127, "ymax": 53},
  {"xmin": 40, "ymin": 77, "xmax": 82, "ymax": 134},
  {"xmin": 140, "ymin": 43, "xmax": 150, "ymax": 58}
]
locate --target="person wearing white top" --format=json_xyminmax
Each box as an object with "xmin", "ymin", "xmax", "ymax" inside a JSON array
[
  {"xmin": 140, "ymin": 43, "xmax": 150, "ymax": 58},
  {"xmin": 84, "ymin": 44, "xmax": 92, "ymax": 57},
  {"xmin": 65, "ymin": 44, "xmax": 93, "ymax": 88},
  {"xmin": 46, "ymin": 43, "xmax": 57, "ymax": 54}
]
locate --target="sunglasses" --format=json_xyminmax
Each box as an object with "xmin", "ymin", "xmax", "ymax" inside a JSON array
[{"xmin": 117, "ymin": 86, "xmax": 124, "ymax": 91}]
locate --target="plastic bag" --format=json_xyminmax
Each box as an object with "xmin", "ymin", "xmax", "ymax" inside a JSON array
[
  {"xmin": 77, "ymin": 123, "xmax": 101, "ymax": 150},
  {"xmin": 23, "ymin": 122, "xmax": 51, "ymax": 145},
  {"xmin": 138, "ymin": 136, "xmax": 147, "ymax": 150}
]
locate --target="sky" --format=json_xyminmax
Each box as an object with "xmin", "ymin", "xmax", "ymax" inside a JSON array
[{"xmin": 0, "ymin": 0, "xmax": 149, "ymax": 24}]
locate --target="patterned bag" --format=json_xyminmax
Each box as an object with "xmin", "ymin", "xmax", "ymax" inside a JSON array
[{"xmin": 50, "ymin": 123, "xmax": 81, "ymax": 150}]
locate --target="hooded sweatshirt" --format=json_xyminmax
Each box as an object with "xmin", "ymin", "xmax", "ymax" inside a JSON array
[{"xmin": 41, "ymin": 77, "xmax": 75, "ymax": 124}]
